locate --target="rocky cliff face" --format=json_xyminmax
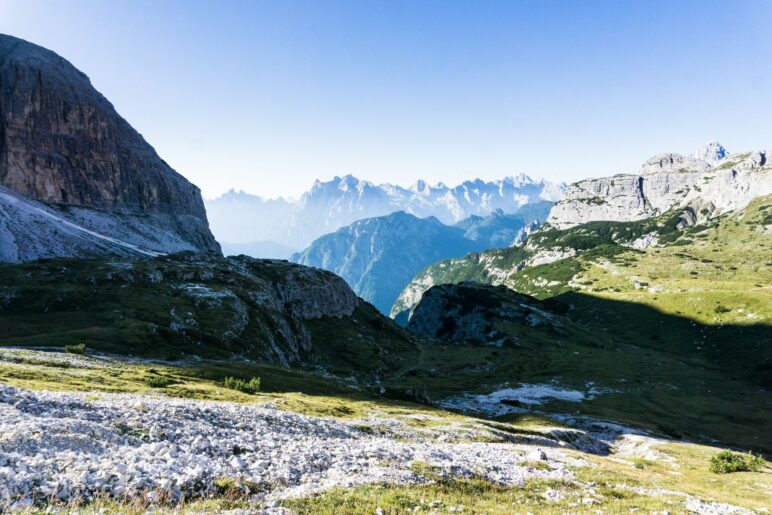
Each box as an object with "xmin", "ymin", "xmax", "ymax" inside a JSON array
[
  {"xmin": 0, "ymin": 252, "xmax": 418, "ymax": 374},
  {"xmin": 547, "ymin": 143, "xmax": 771, "ymax": 229},
  {"xmin": 0, "ymin": 34, "xmax": 219, "ymax": 260}
]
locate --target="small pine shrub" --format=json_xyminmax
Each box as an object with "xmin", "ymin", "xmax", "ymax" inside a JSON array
[
  {"xmin": 224, "ymin": 376, "xmax": 261, "ymax": 394},
  {"xmin": 709, "ymin": 450, "xmax": 764, "ymax": 474},
  {"xmin": 714, "ymin": 305, "xmax": 731, "ymax": 314},
  {"xmin": 145, "ymin": 376, "xmax": 174, "ymax": 388},
  {"xmin": 64, "ymin": 343, "xmax": 86, "ymax": 355}
]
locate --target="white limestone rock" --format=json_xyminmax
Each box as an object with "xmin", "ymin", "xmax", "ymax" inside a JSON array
[
  {"xmin": 548, "ymin": 143, "xmax": 771, "ymax": 229},
  {"xmin": 693, "ymin": 141, "xmax": 727, "ymax": 164}
]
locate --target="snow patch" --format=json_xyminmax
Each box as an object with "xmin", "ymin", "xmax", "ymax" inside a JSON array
[{"xmin": 441, "ymin": 383, "xmax": 613, "ymax": 417}]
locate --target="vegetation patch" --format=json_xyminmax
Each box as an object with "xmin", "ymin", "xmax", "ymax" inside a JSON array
[
  {"xmin": 65, "ymin": 343, "xmax": 87, "ymax": 354},
  {"xmin": 709, "ymin": 450, "xmax": 764, "ymax": 474},
  {"xmin": 144, "ymin": 375, "xmax": 175, "ymax": 388},
  {"xmin": 224, "ymin": 376, "xmax": 262, "ymax": 394}
]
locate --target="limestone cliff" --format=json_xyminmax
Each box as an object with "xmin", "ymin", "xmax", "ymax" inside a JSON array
[
  {"xmin": 547, "ymin": 143, "xmax": 771, "ymax": 229},
  {"xmin": 0, "ymin": 34, "xmax": 219, "ymax": 260}
]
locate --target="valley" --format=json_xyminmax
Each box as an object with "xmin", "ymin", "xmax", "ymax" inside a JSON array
[
  {"xmin": 0, "ymin": 29, "xmax": 769, "ymax": 515},
  {"xmin": 292, "ymin": 204, "xmax": 551, "ymax": 313}
]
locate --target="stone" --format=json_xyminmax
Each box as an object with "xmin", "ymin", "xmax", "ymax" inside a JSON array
[
  {"xmin": 0, "ymin": 35, "xmax": 220, "ymax": 262},
  {"xmin": 526, "ymin": 449, "xmax": 548, "ymax": 461},
  {"xmin": 547, "ymin": 143, "xmax": 771, "ymax": 229}
]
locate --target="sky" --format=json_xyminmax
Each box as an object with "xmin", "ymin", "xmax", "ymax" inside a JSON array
[{"xmin": 1, "ymin": 0, "xmax": 770, "ymax": 199}]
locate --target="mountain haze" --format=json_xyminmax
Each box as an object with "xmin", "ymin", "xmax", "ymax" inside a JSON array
[
  {"xmin": 292, "ymin": 203, "xmax": 552, "ymax": 313},
  {"xmin": 206, "ymin": 174, "xmax": 564, "ymax": 251}
]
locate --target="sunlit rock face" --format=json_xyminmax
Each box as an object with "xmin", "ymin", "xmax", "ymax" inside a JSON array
[
  {"xmin": 0, "ymin": 34, "xmax": 220, "ymax": 261},
  {"xmin": 547, "ymin": 144, "xmax": 770, "ymax": 229}
]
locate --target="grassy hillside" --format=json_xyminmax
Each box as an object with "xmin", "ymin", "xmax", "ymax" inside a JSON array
[
  {"xmin": 0, "ymin": 253, "xmax": 420, "ymax": 382},
  {"xmin": 0, "ymin": 199, "xmax": 769, "ymax": 457},
  {"xmin": 393, "ymin": 195, "xmax": 772, "ymax": 323},
  {"xmin": 382, "ymin": 197, "xmax": 772, "ymax": 454}
]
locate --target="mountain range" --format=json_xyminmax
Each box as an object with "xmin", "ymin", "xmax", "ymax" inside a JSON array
[
  {"xmin": 0, "ymin": 35, "xmax": 770, "ymax": 511},
  {"xmin": 206, "ymin": 174, "xmax": 564, "ymax": 253},
  {"xmin": 291, "ymin": 202, "xmax": 552, "ymax": 313},
  {"xmin": 392, "ymin": 142, "xmax": 772, "ymax": 318}
]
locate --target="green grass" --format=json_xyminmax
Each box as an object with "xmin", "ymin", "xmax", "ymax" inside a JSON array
[
  {"xmin": 144, "ymin": 375, "xmax": 175, "ymax": 388},
  {"xmin": 64, "ymin": 342, "xmax": 86, "ymax": 354}
]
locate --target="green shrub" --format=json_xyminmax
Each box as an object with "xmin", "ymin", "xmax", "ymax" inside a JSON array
[
  {"xmin": 709, "ymin": 450, "xmax": 764, "ymax": 474},
  {"xmin": 213, "ymin": 476, "xmax": 260, "ymax": 500},
  {"xmin": 224, "ymin": 376, "xmax": 261, "ymax": 394},
  {"xmin": 713, "ymin": 305, "xmax": 731, "ymax": 314},
  {"xmin": 64, "ymin": 343, "xmax": 86, "ymax": 355},
  {"xmin": 145, "ymin": 375, "xmax": 174, "ymax": 388}
]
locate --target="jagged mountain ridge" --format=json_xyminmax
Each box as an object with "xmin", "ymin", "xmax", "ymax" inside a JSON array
[
  {"xmin": 292, "ymin": 203, "xmax": 552, "ymax": 313},
  {"xmin": 0, "ymin": 34, "xmax": 219, "ymax": 262},
  {"xmin": 548, "ymin": 142, "xmax": 770, "ymax": 229},
  {"xmin": 391, "ymin": 143, "xmax": 771, "ymax": 318},
  {"xmin": 206, "ymin": 174, "xmax": 564, "ymax": 250}
]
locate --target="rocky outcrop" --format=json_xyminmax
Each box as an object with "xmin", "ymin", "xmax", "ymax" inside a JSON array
[
  {"xmin": 693, "ymin": 141, "xmax": 727, "ymax": 164},
  {"xmin": 406, "ymin": 282, "xmax": 570, "ymax": 345},
  {"xmin": 0, "ymin": 34, "xmax": 219, "ymax": 261},
  {"xmin": 0, "ymin": 252, "xmax": 392, "ymax": 369},
  {"xmin": 547, "ymin": 144, "xmax": 771, "ymax": 229}
]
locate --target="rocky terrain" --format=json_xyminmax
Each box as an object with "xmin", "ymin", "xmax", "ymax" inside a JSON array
[
  {"xmin": 0, "ymin": 33, "xmax": 769, "ymax": 515},
  {"xmin": 292, "ymin": 203, "xmax": 551, "ymax": 313},
  {"xmin": 1, "ymin": 350, "xmax": 768, "ymax": 513},
  {"xmin": 0, "ymin": 383, "xmax": 575, "ymax": 510},
  {"xmin": 405, "ymin": 282, "xmax": 567, "ymax": 345},
  {"xmin": 207, "ymin": 175, "xmax": 564, "ymax": 250},
  {"xmin": 547, "ymin": 142, "xmax": 770, "ymax": 229},
  {"xmin": 0, "ymin": 252, "xmax": 421, "ymax": 379},
  {"xmin": 0, "ymin": 34, "xmax": 219, "ymax": 262}
]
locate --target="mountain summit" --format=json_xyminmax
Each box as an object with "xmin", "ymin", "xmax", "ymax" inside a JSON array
[
  {"xmin": 693, "ymin": 141, "xmax": 727, "ymax": 164},
  {"xmin": 0, "ymin": 34, "xmax": 219, "ymax": 262},
  {"xmin": 547, "ymin": 143, "xmax": 769, "ymax": 229}
]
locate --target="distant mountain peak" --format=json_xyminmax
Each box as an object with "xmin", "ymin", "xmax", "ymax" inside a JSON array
[
  {"xmin": 409, "ymin": 179, "xmax": 430, "ymax": 194},
  {"xmin": 694, "ymin": 141, "xmax": 728, "ymax": 164},
  {"xmin": 207, "ymin": 174, "xmax": 566, "ymax": 248}
]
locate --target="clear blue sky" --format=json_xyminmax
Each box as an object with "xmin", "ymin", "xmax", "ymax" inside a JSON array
[{"xmin": 2, "ymin": 0, "xmax": 770, "ymax": 199}]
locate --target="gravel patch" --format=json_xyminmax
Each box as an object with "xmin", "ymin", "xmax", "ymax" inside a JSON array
[{"xmin": 0, "ymin": 385, "xmax": 573, "ymax": 510}]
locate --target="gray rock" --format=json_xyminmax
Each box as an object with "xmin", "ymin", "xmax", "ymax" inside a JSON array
[
  {"xmin": 547, "ymin": 143, "xmax": 771, "ymax": 229},
  {"xmin": 0, "ymin": 34, "xmax": 219, "ymax": 262}
]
